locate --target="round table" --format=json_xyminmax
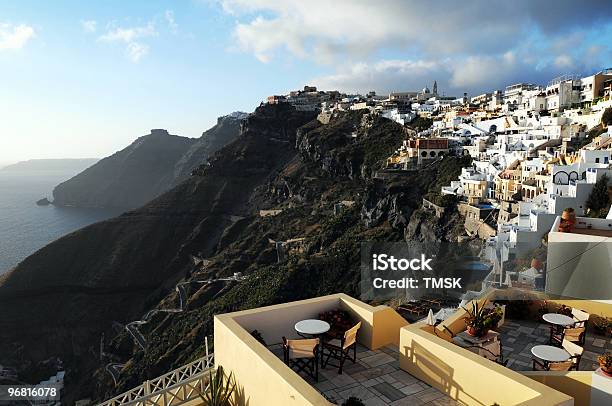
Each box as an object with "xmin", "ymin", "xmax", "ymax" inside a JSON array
[
  {"xmin": 542, "ymin": 313, "xmax": 574, "ymax": 326},
  {"xmin": 295, "ymin": 319, "xmax": 330, "ymax": 336},
  {"xmin": 531, "ymin": 345, "xmax": 570, "ymax": 362}
]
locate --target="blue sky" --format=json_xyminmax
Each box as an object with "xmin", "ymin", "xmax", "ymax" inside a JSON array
[{"xmin": 1, "ymin": 0, "xmax": 611, "ymax": 164}]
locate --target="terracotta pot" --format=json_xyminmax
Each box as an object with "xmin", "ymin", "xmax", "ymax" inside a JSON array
[
  {"xmin": 561, "ymin": 209, "xmax": 576, "ymax": 223},
  {"xmin": 467, "ymin": 326, "xmax": 488, "ymax": 338},
  {"xmin": 601, "ymin": 365, "xmax": 612, "ymax": 377},
  {"xmin": 531, "ymin": 258, "xmax": 542, "ymax": 270},
  {"xmin": 559, "ymin": 221, "xmax": 574, "ymax": 233}
]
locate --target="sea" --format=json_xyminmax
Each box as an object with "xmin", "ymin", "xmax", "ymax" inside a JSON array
[{"xmin": 0, "ymin": 169, "xmax": 122, "ymax": 274}]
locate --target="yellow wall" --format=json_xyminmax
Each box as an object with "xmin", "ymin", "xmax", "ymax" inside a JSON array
[
  {"xmin": 214, "ymin": 315, "xmax": 332, "ymax": 406},
  {"xmin": 548, "ymin": 299, "xmax": 612, "ymax": 318},
  {"xmin": 214, "ymin": 293, "xmax": 407, "ymax": 406},
  {"xmin": 399, "ymin": 325, "xmax": 574, "ymax": 406},
  {"xmin": 339, "ymin": 294, "xmax": 409, "ymax": 349},
  {"xmin": 523, "ymin": 372, "xmax": 593, "ymax": 406}
]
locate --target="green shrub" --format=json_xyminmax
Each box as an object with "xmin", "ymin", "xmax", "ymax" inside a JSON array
[{"xmin": 586, "ymin": 174, "xmax": 611, "ymax": 218}]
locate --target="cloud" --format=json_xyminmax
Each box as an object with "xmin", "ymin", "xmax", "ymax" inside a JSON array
[
  {"xmin": 0, "ymin": 23, "xmax": 36, "ymax": 50},
  {"xmin": 221, "ymin": 0, "xmax": 612, "ymax": 63},
  {"xmin": 220, "ymin": 0, "xmax": 612, "ymax": 93},
  {"xmin": 99, "ymin": 22, "xmax": 156, "ymax": 43},
  {"xmin": 99, "ymin": 22, "xmax": 157, "ymax": 62},
  {"xmin": 313, "ymin": 53, "xmax": 568, "ymax": 97},
  {"xmin": 81, "ymin": 20, "xmax": 97, "ymax": 33},
  {"xmin": 164, "ymin": 10, "xmax": 178, "ymax": 33},
  {"xmin": 126, "ymin": 42, "xmax": 149, "ymax": 62},
  {"xmin": 313, "ymin": 60, "xmax": 448, "ymax": 94}
]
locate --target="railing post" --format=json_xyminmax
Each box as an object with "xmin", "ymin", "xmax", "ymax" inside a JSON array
[{"xmin": 144, "ymin": 380, "xmax": 151, "ymax": 395}]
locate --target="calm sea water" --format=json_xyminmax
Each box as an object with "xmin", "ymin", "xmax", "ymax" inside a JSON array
[{"xmin": 0, "ymin": 170, "xmax": 122, "ymax": 274}]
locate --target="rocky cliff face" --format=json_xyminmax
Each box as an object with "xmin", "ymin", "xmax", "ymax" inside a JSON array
[
  {"xmin": 52, "ymin": 113, "xmax": 245, "ymax": 210},
  {"xmin": 0, "ymin": 107, "xmax": 470, "ymax": 402},
  {"xmin": 52, "ymin": 129, "xmax": 196, "ymax": 209},
  {"xmin": 172, "ymin": 112, "xmax": 247, "ymax": 185},
  {"xmin": 0, "ymin": 104, "xmax": 316, "ymax": 402}
]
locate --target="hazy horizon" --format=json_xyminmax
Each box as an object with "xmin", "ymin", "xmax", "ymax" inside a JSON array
[{"xmin": 2, "ymin": 0, "xmax": 611, "ymax": 163}]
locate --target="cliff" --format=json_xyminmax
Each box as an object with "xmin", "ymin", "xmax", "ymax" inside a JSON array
[
  {"xmin": 0, "ymin": 106, "xmax": 471, "ymax": 402},
  {"xmin": 52, "ymin": 113, "xmax": 244, "ymax": 210},
  {"xmin": 52, "ymin": 129, "xmax": 196, "ymax": 209}
]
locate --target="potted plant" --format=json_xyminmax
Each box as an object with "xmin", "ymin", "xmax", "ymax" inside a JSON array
[
  {"xmin": 557, "ymin": 304, "xmax": 572, "ymax": 317},
  {"xmin": 463, "ymin": 302, "xmax": 503, "ymax": 338},
  {"xmin": 559, "ymin": 208, "xmax": 576, "ymax": 232},
  {"xmin": 598, "ymin": 353, "xmax": 612, "ymax": 377},
  {"xmin": 537, "ymin": 300, "xmax": 549, "ymax": 317},
  {"xmin": 200, "ymin": 365, "xmax": 237, "ymax": 406},
  {"xmin": 320, "ymin": 309, "xmax": 353, "ymax": 338},
  {"xmin": 593, "ymin": 317, "xmax": 611, "ymax": 336}
]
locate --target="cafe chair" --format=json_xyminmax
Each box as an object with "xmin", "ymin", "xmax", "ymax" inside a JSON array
[
  {"xmin": 551, "ymin": 325, "xmax": 586, "ymax": 347},
  {"xmin": 322, "ymin": 321, "xmax": 361, "ymax": 374},
  {"xmin": 282, "ymin": 337, "xmax": 320, "ymax": 381},
  {"xmin": 561, "ymin": 339, "xmax": 583, "ymax": 371},
  {"xmin": 571, "ymin": 308, "xmax": 590, "ymax": 329},
  {"xmin": 532, "ymin": 359, "xmax": 574, "ymax": 371}
]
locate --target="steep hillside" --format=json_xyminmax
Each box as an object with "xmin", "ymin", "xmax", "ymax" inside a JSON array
[
  {"xmin": 0, "ymin": 106, "xmax": 471, "ymax": 402},
  {"xmin": 172, "ymin": 112, "xmax": 247, "ymax": 184},
  {"xmin": 52, "ymin": 129, "xmax": 196, "ymax": 209},
  {"xmin": 52, "ymin": 113, "xmax": 244, "ymax": 210}
]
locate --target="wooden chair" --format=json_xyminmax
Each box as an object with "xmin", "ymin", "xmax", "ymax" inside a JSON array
[
  {"xmin": 532, "ymin": 340, "xmax": 582, "ymax": 372},
  {"xmin": 551, "ymin": 325, "xmax": 586, "ymax": 346},
  {"xmin": 282, "ymin": 337, "xmax": 320, "ymax": 381},
  {"xmin": 532, "ymin": 359, "xmax": 574, "ymax": 371},
  {"xmin": 322, "ymin": 322, "xmax": 361, "ymax": 374},
  {"xmin": 562, "ymin": 339, "xmax": 583, "ymax": 371},
  {"xmin": 571, "ymin": 308, "xmax": 590, "ymax": 329}
]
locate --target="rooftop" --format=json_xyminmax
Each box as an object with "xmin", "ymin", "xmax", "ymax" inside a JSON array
[
  {"xmin": 269, "ymin": 342, "xmax": 458, "ymax": 405},
  {"xmin": 497, "ymin": 318, "xmax": 612, "ymax": 372},
  {"xmin": 213, "ymin": 293, "xmax": 608, "ymax": 406}
]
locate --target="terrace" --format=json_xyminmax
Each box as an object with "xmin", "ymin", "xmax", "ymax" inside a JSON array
[
  {"xmin": 268, "ymin": 342, "xmax": 458, "ymax": 405},
  {"xmin": 213, "ymin": 292, "xmax": 601, "ymax": 405},
  {"xmin": 497, "ymin": 318, "xmax": 611, "ymax": 372}
]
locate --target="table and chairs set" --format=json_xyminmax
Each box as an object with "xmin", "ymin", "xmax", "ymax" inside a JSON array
[
  {"xmin": 282, "ymin": 313, "xmax": 362, "ymax": 382},
  {"xmin": 531, "ymin": 307, "xmax": 589, "ymax": 371}
]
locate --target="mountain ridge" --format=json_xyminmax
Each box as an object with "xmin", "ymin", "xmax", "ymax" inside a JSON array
[{"xmin": 52, "ymin": 113, "xmax": 246, "ymax": 209}]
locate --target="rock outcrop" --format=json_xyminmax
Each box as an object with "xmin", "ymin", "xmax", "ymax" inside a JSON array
[{"xmin": 52, "ymin": 113, "xmax": 245, "ymax": 210}]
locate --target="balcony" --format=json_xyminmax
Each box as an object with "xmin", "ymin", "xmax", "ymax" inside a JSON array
[
  {"xmin": 214, "ymin": 293, "xmax": 591, "ymax": 406},
  {"xmin": 214, "ymin": 294, "xmax": 458, "ymax": 405}
]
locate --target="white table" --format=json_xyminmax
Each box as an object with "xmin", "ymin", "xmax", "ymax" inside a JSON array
[
  {"xmin": 295, "ymin": 319, "xmax": 330, "ymax": 337},
  {"xmin": 531, "ymin": 345, "xmax": 570, "ymax": 362},
  {"xmin": 542, "ymin": 313, "xmax": 575, "ymax": 326}
]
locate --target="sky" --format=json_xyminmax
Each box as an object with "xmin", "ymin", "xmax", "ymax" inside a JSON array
[{"xmin": 0, "ymin": 0, "xmax": 611, "ymax": 164}]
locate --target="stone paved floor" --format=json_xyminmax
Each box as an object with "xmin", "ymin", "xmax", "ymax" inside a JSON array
[
  {"xmin": 270, "ymin": 342, "xmax": 460, "ymax": 405},
  {"xmin": 498, "ymin": 318, "xmax": 612, "ymax": 371}
]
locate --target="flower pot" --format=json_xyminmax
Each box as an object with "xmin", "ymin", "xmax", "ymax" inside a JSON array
[
  {"xmin": 558, "ymin": 221, "xmax": 574, "ymax": 233},
  {"xmin": 466, "ymin": 326, "xmax": 488, "ymax": 337},
  {"xmin": 530, "ymin": 258, "xmax": 542, "ymax": 270},
  {"xmin": 561, "ymin": 208, "xmax": 576, "ymax": 223},
  {"xmin": 601, "ymin": 366, "xmax": 612, "ymax": 377}
]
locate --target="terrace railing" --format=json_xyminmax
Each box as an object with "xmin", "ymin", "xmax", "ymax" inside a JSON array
[{"xmin": 97, "ymin": 353, "xmax": 214, "ymax": 406}]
